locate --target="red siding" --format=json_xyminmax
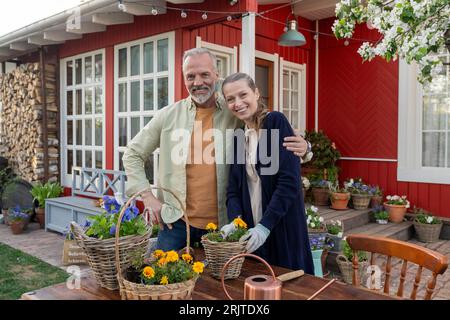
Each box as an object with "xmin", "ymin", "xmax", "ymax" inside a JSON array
[{"xmin": 319, "ymin": 17, "xmax": 450, "ymax": 218}]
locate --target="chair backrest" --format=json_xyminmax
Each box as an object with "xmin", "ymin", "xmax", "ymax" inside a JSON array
[{"xmin": 346, "ymin": 234, "xmax": 448, "ymax": 300}]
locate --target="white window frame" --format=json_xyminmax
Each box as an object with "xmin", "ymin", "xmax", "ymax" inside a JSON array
[
  {"xmin": 60, "ymin": 49, "xmax": 106, "ymax": 188},
  {"xmin": 114, "ymin": 32, "xmax": 175, "ymax": 185},
  {"xmin": 398, "ymin": 58, "xmax": 450, "ymax": 184},
  {"xmin": 196, "ymin": 36, "xmax": 238, "ymax": 78},
  {"xmin": 280, "ymin": 59, "xmax": 307, "ymax": 133}
]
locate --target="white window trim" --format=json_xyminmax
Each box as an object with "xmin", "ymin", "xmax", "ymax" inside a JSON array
[
  {"xmin": 398, "ymin": 59, "xmax": 450, "ymax": 184},
  {"xmin": 280, "ymin": 58, "xmax": 307, "ymax": 134},
  {"xmin": 196, "ymin": 36, "xmax": 238, "ymax": 76},
  {"xmin": 114, "ymin": 32, "xmax": 175, "ymax": 185},
  {"xmin": 60, "ymin": 49, "xmax": 106, "ymax": 188}
]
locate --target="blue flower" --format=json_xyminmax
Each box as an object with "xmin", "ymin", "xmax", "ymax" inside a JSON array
[
  {"xmin": 109, "ymin": 224, "xmax": 117, "ymax": 235},
  {"xmin": 83, "ymin": 220, "xmax": 91, "ymax": 228},
  {"xmin": 122, "ymin": 206, "xmax": 139, "ymax": 222},
  {"xmin": 103, "ymin": 196, "xmax": 121, "ymax": 215}
]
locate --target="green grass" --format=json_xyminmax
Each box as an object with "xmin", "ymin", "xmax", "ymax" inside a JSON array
[{"xmin": 0, "ymin": 243, "xmax": 69, "ymax": 300}]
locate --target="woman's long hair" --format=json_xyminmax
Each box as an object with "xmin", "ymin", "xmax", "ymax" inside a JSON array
[{"xmin": 222, "ymin": 72, "xmax": 268, "ymax": 131}]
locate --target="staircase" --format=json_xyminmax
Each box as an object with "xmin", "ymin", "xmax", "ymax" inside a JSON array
[{"xmin": 310, "ymin": 205, "xmax": 415, "ymax": 273}]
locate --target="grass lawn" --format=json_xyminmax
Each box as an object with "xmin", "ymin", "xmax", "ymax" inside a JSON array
[{"xmin": 0, "ymin": 243, "xmax": 69, "ymax": 300}]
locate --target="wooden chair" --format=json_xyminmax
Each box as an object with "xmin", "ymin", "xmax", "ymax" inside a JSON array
[{"xmin": 346, "ymin": 234, "xmax": 448, "ymax": 300}]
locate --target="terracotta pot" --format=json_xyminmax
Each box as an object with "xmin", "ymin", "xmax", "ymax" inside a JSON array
[
  {"xmin": 312, "ymin": 188, "xmax": 330, "ymax": 206},
  {"xmin": 36, "ymin": 207, "xmax": 45, "ymax": 229},
  {"xmin": 370, "ymin": 196, "xmax": 383, "ymax": 208},
  {"xmin": 10, "ymin": 221, "xmax": 24, "ymax": 235},
  {"xmin": 384, "ymin": 203, "xmax": 407, "ymax": 223},
  {"xmin": 330, "ymin": 192, "xmax": 350, "ymax": 210}
]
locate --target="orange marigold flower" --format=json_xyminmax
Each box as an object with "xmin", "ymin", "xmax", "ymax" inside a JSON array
[
  {"xmin": 142, "ymin": 266, "xmax": 155, "ymax": 279},
  {"xmin": 160, "ymin": 276, "xmax": 169, "ymax": 285},
  {"xmin": 158, "ymin": 257, "xmax": 167, "ymax": 266},
  {"xmin": 206, "ymin": 223, "xmax": 217, "ymax": 232},
  {"xmin": 182, "ymin": 254, "xmax": 193, "ymax": 263},
  {"xmin": 153, "ymin": 250, "xmax": 165, "ymax": 259},
  {"xmin": 165, "ymin": 251, "xmax": 179, "ymax": 263},
  {"xmin": 192, "ymin": 262, "xmax": 205, "ymax": 274},
  {"xmin": 233, "ymin": 217, "xmax": 247, "ymax": 229}
]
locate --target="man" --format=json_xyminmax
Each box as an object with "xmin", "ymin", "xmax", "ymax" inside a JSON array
[{"xmin": 123, "ymin": 48, "xmax": 310, "ymax": 251}]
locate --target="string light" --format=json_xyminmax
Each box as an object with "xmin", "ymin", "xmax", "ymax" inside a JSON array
[
  {"xmin": 227, "ymin": 15, "xmax": 232, "ymax": 22},
  {"xmin": 118, "ymin": 0, "xmax": 126, "ymax": 12},
  {"xmin": 202, "ymin": 12, "xmax": 208, "ymax": 20},
  {"xmin": 181, "ymin": 10, "xmax": 187, "ymax": 18},
  {"xmin": 151, "ymin": 7, "xmax": 158, "ymax": 15},
  {"xmin": 344, "ymin": 40, "xmax": 350, "ymax": 46}
]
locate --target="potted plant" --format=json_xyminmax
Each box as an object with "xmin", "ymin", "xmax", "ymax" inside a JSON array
[
  {"xmin": 306, "ymin": 206, "xmax": 330, "ymax": 277},
  {"xmin": 374, "ymin": 209, "xmax": 389, "ymax": 225},
  {"xmin": 302, "ymin": 176, "xmax": 310, "ymax": 202},
  {"xmin": 336, "ymin": 239, "xmax": 368, "ymax": 285},
  {"xmin": 326, "ymin": 220, "xmax": 344, "ymax": 252},
  {"xmin": 30, "ymin": 182, "xmax": 64, "ymax": 228},
  {"xmin": 345, "ymin": 178, "xmax": 372, "ymax": 210},
  {"xmin": 201, "ymin": 218, "xmax": 249, "ymax": 280},
  {"xmin": 369, "ymin": 185, "xmax": 384, "ymax": 208},
  {"xmin": 8, "ymin": 209, "xmax": 29, "ymax": 235},
  {"xmin": 329, "ymin": 182, "xmax": 350, "ymax": 210},
  {"xmin": 384, "ymin": 195, "xmax": 410, "ymax": 223},
  {"xmin": 310, "ymin": 178, "xmax": 330, "ymax": 206},
  {"xmin": 412, "ymin": 208, "xmax": 443, "ymax": 243}
]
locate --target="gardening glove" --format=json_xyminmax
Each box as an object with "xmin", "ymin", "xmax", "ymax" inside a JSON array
[
  {"xmin": 240, "ymin": 224, "xmax": 270, "ymax": 254},
  {"xmin": 220, "ymin": 222, "xmax": 237, "ymax": 238}
]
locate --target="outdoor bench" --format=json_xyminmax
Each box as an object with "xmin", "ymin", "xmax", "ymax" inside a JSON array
[{"xmin": 45, "ymin": 167, "xmax": 127, "ymax": 233}]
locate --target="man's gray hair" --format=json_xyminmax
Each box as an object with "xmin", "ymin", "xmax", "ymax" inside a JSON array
[{"xmin": 182, "ymin": 48, "xmax": 217, "ymax": 71}]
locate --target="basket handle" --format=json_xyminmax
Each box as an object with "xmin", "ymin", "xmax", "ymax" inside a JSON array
[
  {"xmin": 221, "ymin": 253, "xmax": 277, "ymax": 300},
  {"xmin": 114, "ymin": 187, "xmax": 190, "ymax": 279}
]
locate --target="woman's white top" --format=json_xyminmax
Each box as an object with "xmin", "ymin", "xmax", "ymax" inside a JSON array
[{"xmin": 244, "ymin": 126, "xmax": 263, "ymax": 225}]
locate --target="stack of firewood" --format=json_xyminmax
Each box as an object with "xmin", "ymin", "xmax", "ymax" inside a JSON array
[{"xmin": 0, "ymin": 62, "xmax": 59, "ymax": 183}]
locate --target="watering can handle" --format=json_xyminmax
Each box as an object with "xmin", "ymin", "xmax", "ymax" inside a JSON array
[{"xmin": 221, "ymin": 253, "xmax": 277, "ymax": 300}]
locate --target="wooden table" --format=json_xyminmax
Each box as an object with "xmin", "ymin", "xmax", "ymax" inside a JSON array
[{"xmin": 22, "ymin": 258, "xmax": 396, "ymax": 300}]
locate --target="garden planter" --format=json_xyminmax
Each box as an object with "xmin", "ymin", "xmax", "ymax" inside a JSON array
[
  {"xmin": 370, "ymin": 196, "xmax": 383, "ymax": 208},
  {"xmin": 312, "ymin": 188, "xmax": 329, "ymax": 206},
  {"xmin": 351, "ymin": 194, "xmax": 371, "ymax": 210},
  {"xmin": 10, "ymin": 221, "xmax": 24, "ymax": 235},
  {"xmin": 36, "ymin": 207, "xmax": 45, "ymax": 229},
  {"xmin": 336, "ymin": 255, "xmax": 369, "ymax": 285},
  {"xmin": 384, "ymin": 203, "xmax": 407, "ymax": 223},
  {"xmin": 311, "ymin": 249, "xmax": 324, "ymax": 277},
  {"xmin": 327, "ymin": 233, "xmax": 344, "ymax": 252},
  {"xmin": 413, "ymin": 221, "xmax": 443, "ymax": 243},
  {"xmin": 330, "ymin": 192, "xmax": 350, "ymax": 210}
]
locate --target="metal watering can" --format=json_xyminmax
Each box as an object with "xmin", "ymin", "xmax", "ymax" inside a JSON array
[{"xmin": 220, "ymin": 253, "xmax": 305, "ymax": 300}]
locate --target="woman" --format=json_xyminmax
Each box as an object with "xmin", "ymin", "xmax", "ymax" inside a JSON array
[{"xmin": 220, "ymin": 72, "xmax": 313, "ymax": 273}]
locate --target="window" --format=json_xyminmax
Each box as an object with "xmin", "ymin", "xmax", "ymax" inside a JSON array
[
  {"xmin": 196, "ymin": 37, "xmax": 238, "ymax": 79},
  {"xmin": 115, "ymin": 32, "xmax": 174, "ymax": 185},
  {"xmin": 398, "ymin": 52, "xmax": 450, "ymax": 184},
  {"xmin": 280, "ymin": 59, "xmax": 306, "ymax": 133},
  {"xmin": 60, "ymin": 50, "xmax": 105, "ymax": 187}
]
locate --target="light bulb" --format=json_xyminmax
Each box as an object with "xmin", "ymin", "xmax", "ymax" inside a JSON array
[
  {"xmin": 151, "ymin": 7, "xmax": 158, "ymax": 15},
  {"xmin": 227, "ymin": 15, "xmax": 232, "ymax": 22},
  {"xmin": 344, "ymin": 40, "xmax": 350, "ymax": 46},
  {"xmin": 202, "ymin": 12, "xmax": 208, "ymax": 20},
  {"xmin": 118, "ymin": 0, "xmax": 126, "ymax": 12},
  {"xmin": 181, "ymin": 10, "xmax": 187, "ymax": 18},
  {"xmin": 313, "ymin": 34, "xmax": 318, "ymax": 41}
]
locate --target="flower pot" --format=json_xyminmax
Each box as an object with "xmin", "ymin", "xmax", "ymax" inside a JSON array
[
  {"xmin": 36, "ymin": 207, "xmax": 45, "ymax": 229},
  {"xmin": 336, "ymin": 255, "xmax": 369, "ymax": 285},
  {"xmin": 330, "ymin": 192, "xmax": 350, "ymax": 210},
  {"xmin": 10, "ymin": 221, "xmax": 24, "ymax": 235},
  {"xmin": 311, "ymin": 249, "xmax": 324, "ymax": 277},
  {"xmin": 376, "ymin": 219, "xmax": 388, "ymax": 225},
  {"xmin": 327, "ymin": 233, "xmax": 344, "ymax": 252},
  {"xmin": 384, "ymin": 203, "xmax": 407, "ymax": 223},
  {"xmin": 370, "ymin": 196, "xmax": 383, "ymax": 208},
  {"xmin": 413, "ymin": 221, "xmax": 443, "ymax": 243},
  {"xmin": 312, "ymin": 188, "xmax": 329, "ymax": 206},
  {"xmin": 351, "ymin": 194, "xmax": 371, "ymax": 210}
]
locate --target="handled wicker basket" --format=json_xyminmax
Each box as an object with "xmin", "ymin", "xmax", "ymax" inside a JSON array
[
  {"xmin": 116, "ymin": 187, "xmax": 198, "ymax": 300},
  {"xmin": 71, "ymin": 220, "xmax": 151, "ymax": 291}
]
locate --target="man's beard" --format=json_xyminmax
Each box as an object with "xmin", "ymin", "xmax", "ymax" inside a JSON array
[{"xmin": 190, "ymin": 85, "xmax": 214, "ymax": 105}]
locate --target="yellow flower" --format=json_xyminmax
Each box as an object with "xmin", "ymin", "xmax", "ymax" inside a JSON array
[
  {"xmin": 165, "ymin": 251, "xmax": 179, "ymax": 263},
  {"xmin": 142, "ymin": 267, "xmax": 155, "ymax": 279},
  {"xmin": 160, "ymin": 276, "xmax": 169, "ymax": 285},
  {"xmin": 206, "ymin": 223, "xmax": 218, "ymax": 232},
  {"xmin": 158, "ymin": 257, "xmax": 167, "ymax": 266},
  {"xmin": 192, "ymin": 262, "xmax": 205, "ymax": 274},
  {"xmin": 233, "ymin": 217, "xmax": 247, "ymax": 229},
  {"xmin": 182, "ymin": 254, "xmax": 193, "ymax": 263},
  {"xmin": 153, "ymin": 250, "xmax": 165, "ymax": 259}
]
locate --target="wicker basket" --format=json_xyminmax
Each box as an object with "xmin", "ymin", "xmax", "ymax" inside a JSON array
[
  {"xmin": 336, "ymin": 254, "xmax": 369, "ymax": 285},
  {"xmin": 413, "ymin": 220, "xmax": 443, "ymax": 243},
  {"xmin": 117, "ymin": 187, "xmax": 198, "ymax": 300},
  {"xmin": 71, "ymin": 221, "xmax": 151, "ymax": 291},
  {"xmin": 351, "ymin": 194, "xmax": 372, "ymax": 210},
  {"xmin": 201, "ymin": 238, "xmax": 248, "ymax": 280}
]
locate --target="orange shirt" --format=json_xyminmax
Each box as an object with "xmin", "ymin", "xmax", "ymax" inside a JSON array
[{"xmin": 185, "ymin": 106, "xmax": 218, "ymax": 229}]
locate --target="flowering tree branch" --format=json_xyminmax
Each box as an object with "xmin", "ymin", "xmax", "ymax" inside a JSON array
[{"xmin": 333, "ymin": 0, "xmax": 450, "ymax": 83}]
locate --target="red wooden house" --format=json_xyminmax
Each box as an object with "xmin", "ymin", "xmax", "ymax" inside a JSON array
[{"xmin": 0, "ymin": 0, "xmax": 449, "ymax": 218}]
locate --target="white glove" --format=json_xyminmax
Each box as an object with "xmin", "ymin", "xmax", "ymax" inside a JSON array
[
  {"xmin": 239, "ymin": 224, "xmax": 270, "ymax": 253},
  {"xmin": 220, "ymin": 222, "xmax": 237, "ymax": 238}
]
